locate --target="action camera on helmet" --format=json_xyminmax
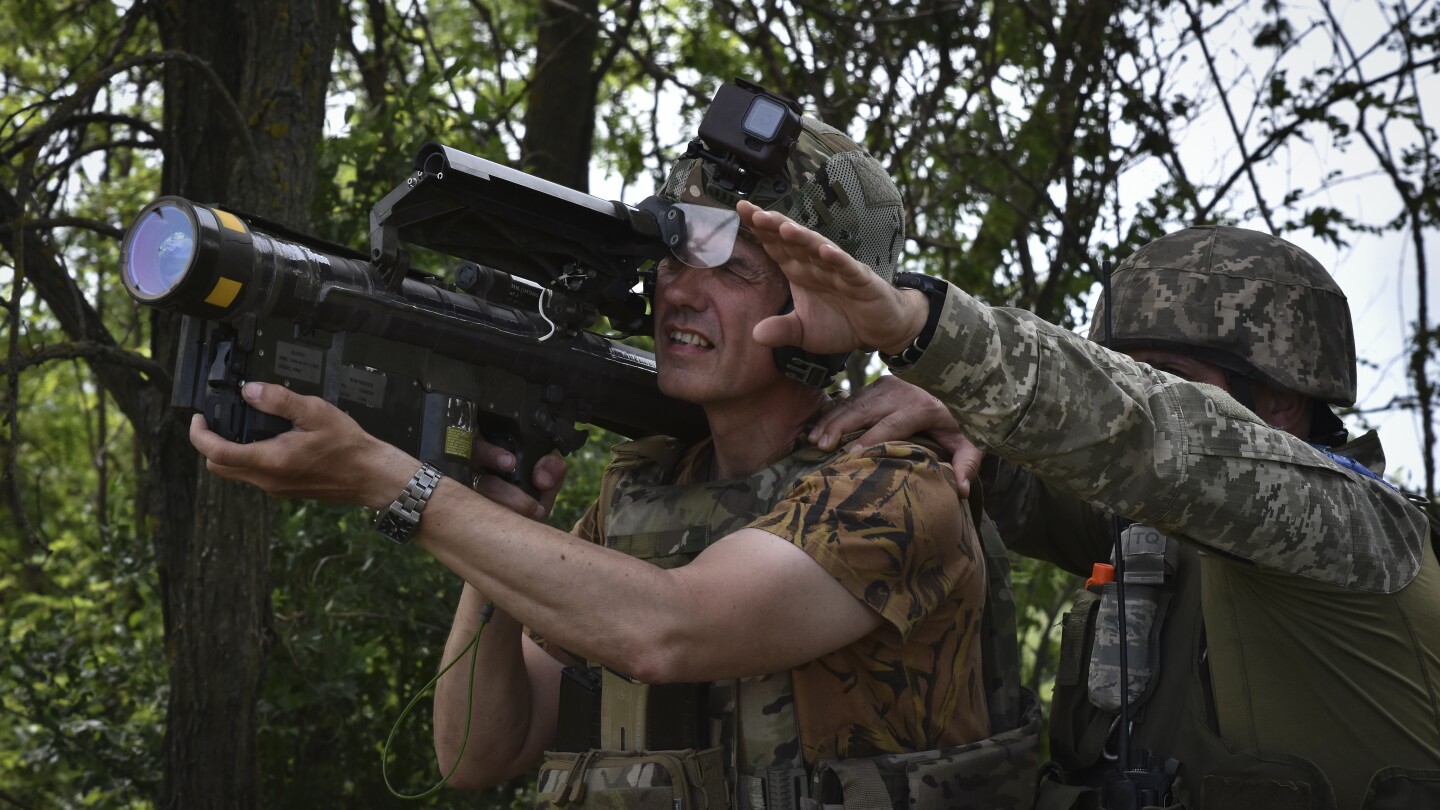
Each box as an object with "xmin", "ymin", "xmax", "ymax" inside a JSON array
[{"xmin": 692, "ymin": 79, "xmax": 803, "ymax": 193}]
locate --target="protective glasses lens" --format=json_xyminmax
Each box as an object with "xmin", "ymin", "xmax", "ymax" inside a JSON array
[{"xmin": 671, "ymin": 203, "xmax": 739, "ymax": 268}]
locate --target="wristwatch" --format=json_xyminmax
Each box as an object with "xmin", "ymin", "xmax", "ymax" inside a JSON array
[
  {"xmin": 880, "ymin": 272, "xmax": 948, "ymax": 371},
  {"xmin": 374, "ymin": 462, "xmax": 444, "ymax": 544}
]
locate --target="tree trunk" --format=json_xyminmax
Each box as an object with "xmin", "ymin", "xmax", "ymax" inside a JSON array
[
  {"xmin": 152, "ymin": 0, "xmax": 340, "ymax": 805},
  {"xmin": 522, "ymin": 0, "xmax": 601, "ymax": 189}
]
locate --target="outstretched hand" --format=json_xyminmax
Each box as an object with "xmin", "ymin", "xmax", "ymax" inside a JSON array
[
  {"xmin": 190, "ymin": 382, "xmax": 571, "ymax": 522},
  {"xmin": 189, "ymin": 382, "xmax": 415, "ymax": 510},
  {"xmin": 739, "ymin": 201, "xmax": 928, "ymax": 356},
  {"xmin": 811, "ymin": 377, "xmax": 983, "ymax": 498}
]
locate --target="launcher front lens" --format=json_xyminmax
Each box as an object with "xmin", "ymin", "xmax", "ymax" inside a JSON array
[{"xmin": 123, "ymin": 203, "xmax": 196, "ymax": 300}]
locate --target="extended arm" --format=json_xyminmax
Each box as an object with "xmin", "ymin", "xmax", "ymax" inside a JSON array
[
  {"xmin": 190, "ymin": 382, "xmax": 885, "ymax": 785},
  {"xmin": 742, "ymin": 209, "xmax": 1428, "ymax": 592},
  {"xmin": 898, "ymin": 285, "xmax": 1428, "ymax": 592}
]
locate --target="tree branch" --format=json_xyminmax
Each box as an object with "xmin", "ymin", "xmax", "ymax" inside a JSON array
[
  {"xmin": 1195, "ymin": 52, "xmax": 1440, "ymax": 222},
  {"xmin": 2, "ymin": 51, "xmax": 256, "ymax": 168},
  {"xmin": 0, "ymin": 340, "xmax": 169, "ymax": 383},
  {"xmin": 1183, "ymin": 0, "xmax": 1278, "ymax": 232},
  {"xmin": 19, "ymin": 216, "xmax": 125, "ymax": 241}
]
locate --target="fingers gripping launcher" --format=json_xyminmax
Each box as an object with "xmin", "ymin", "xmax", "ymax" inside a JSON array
[{"xmin": 121, "ymin": 143, "xmax": 706, "ymax": 494}]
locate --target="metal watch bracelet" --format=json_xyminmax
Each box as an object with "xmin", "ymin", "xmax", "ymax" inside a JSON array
[{"xmin": 374, "ymin": 462, "xmax": 444, "ymax": 544}]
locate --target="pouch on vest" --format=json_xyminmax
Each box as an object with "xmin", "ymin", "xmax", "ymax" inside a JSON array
[
  {"xmin": 729, "ymin": 671, "xmax": 807, "ymax": 810},
  {"xmin": 1050, "ymin": 525, "xmax": 1176, "ymax": 774},
  {"xmin": 556, "ymin": 666, "xmax": 603, "ymax": 752},
  {"xmin": 536, "ymin": 747, "xmax": 730, "ymax": 810},
  {"xmin": 1193, "ymin": 750, "xmax": 1336, "ymax": 810},
  {"xmin": 1361, "ymin": 766, "xmax": 1440, "ymax": 810},
  {"xmin": 1087, "ymin": 525, "xmax": 1173, "ymax": 712},
  {"xmin": 1086, "ymin": 583, "xmax": 1163, "ymax": 712},
  {"xmin": 801, "ymin": 688, "xmax": 1043, "ymax": 810},
  {"xmin": 555, "ymin": 667, "xmax": 711, "ymax": 752},
  {"xmin": 600, "ymin": 668, "xmax": 709, "ymax": 752}
]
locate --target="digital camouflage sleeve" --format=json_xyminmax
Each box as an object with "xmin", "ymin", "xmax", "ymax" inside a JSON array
[{"xmin": 897, "ymin": 283, "xmax": 1431, "ymax": 594}]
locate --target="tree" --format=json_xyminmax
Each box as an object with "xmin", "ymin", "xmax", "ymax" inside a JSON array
[
  {"xmin": 2, "ymin": 0, "xmax": 341, "ymax": 804},
  {"xmin": 151, "ymin": 2, "xmax": 343, "ymax": 805}
]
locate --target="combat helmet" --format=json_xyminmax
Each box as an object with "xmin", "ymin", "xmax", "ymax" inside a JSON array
[
  {"xmin": 658, "ymin": 99, "xmax": 905, "ymax": 388},
  {"xmin": 659, "ymin": 117, "xmax": 905, "ymax": 282},
  {"xmin": 1089, "ymin": 225, "xmax": 1357, "ymax": 406}
]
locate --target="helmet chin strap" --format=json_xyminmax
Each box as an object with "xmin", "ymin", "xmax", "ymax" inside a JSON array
[
  {"xmin": 771, "ymin": 298, "xmax": 849, "ymax": 388},
  {"xmin": 1309, "ymin": 402, "xmax": 1349, "ymax": 447},
  {"xmin": 1222, "ymin": 369, "xmax": 1258, "ymax": 414}
]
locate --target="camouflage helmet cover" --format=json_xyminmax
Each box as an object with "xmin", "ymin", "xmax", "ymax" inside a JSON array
[
  {"xmin": 1088, "ymin": 225, "xmax": 1357, "ymax": 406},
  {"xmin": 660, "ymin": 116, "xmax": 906, "ymax": 282}
]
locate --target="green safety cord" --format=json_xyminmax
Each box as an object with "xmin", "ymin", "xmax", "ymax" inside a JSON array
[{"xmin": 382, "ymin": 601, "xmax": 495, "ymax": 799}]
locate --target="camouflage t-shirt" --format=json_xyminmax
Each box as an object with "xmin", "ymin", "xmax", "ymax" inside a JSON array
[{"xmin": 571, "ymin": 437, "xmax": 992, "ymax": 764}]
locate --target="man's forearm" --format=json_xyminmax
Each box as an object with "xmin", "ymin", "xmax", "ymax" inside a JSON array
[
  {"xmin": 412, "ymin": 476, "xmax": 888, "ymax": 685},
  {"xmin": 414, "ymin": 479, "xmax": 693, "ymax": 680},
  {"xmin": 433, "ymin": 583, "xmax": 557, "ymax": 788}
]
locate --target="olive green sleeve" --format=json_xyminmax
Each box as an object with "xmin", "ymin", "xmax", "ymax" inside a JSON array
[
  {"xmin": 900, "ymin": 283, "xmax": 1430, "ymax": 593},
  {"xmin": 979, "ymin": 456, "xmax": 1114, "ymax": 578}
]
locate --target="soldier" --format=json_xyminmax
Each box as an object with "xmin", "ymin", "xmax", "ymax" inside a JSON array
[
  {"xmin": 739, "ymin": 211, "xmax": 1440, "ymax": 810},
  {"xmin": 189, "ymin": 83, "xmax": 1039, "ymax": 809}
]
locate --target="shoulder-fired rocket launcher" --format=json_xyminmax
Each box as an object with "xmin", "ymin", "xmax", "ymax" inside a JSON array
[{"xmin": 120, "ymin": 143, "xmax": 707, "ymax": 494}]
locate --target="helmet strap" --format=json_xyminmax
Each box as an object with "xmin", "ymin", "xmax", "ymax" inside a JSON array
[
  {"xmin": 1309, "ymin": 402, "xmax": 1349, "ymax": 447},
  {"xmin": 1223, "ymin": 369, "xmax": 1258, "ymax": 414},
  {"xmin": 771, "ymin": 299, "xmax": 848, "ymax": 388}
]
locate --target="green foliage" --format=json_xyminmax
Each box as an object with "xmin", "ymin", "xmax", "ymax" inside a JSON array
[
  {"xmin": 313, "ymin": 0, "xmax": 542, "ymax": 246},
  {"xmin": 1, "ymin": 326, "xmax": 162, "ymax": 807},
  {"xmin": 1, "ymin": 528, "xmax": 163, "ymax": 807},
  {"xmin": 257, "ymin": 503, "xmax": 520, "ymax": 808},
  {"xmin": 0, "ymin": 24, "xmax": 163, "ymax": 790},
  {"xmin": 1010, "ymin": 556, "xmax": 1079, "ymax": 726}
]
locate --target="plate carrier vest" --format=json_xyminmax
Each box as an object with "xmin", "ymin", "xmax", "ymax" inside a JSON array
[{"xmin": 543, "ymin": 435, "xmax": 1042, "ymax": 810}]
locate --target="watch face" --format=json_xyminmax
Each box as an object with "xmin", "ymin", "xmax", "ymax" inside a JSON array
[{"xmin": 374, "ymin": 509, "xmax": 417, "ymax": 544}]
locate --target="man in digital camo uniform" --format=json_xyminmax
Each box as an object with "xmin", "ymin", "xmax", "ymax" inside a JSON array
[
  {"xmin": 190, "ymin": 88, "xmax": 1032, "ymax": 809},
  {"xmin": 739, "ymin": 213, "xmax": 1440, "ymax": 810}
]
